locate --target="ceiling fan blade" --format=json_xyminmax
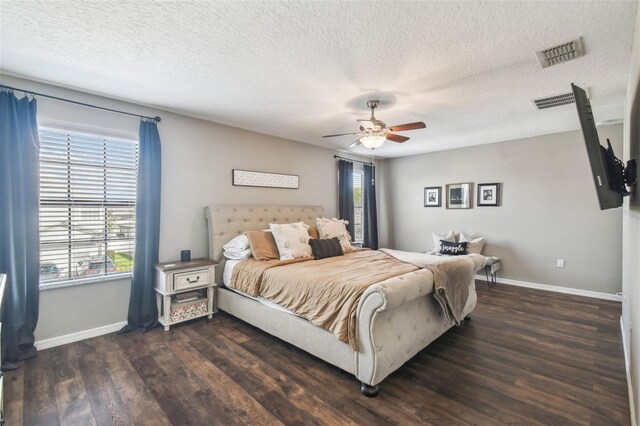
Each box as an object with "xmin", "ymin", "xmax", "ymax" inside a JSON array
[
  {"xmin": 388, "ymin": 121, "xmax": 426, "ymax": 132},
  {"xmin": 322, "ymin": 132, "xmax": 359, "ymax": 138},
  {"xmin": 386, "ymin": 133, "xmax": 410, "ymax": 143},
  {"xmin": 348, "ymin": 140, "xmax": 362, "ymax": 148}
]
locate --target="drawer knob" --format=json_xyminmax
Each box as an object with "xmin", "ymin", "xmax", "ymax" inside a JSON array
[{"xmin": 186, "ymin": 276, "xmax": 200, "ymax": 284}]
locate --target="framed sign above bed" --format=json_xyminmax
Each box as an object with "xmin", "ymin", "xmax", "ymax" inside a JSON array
[
  {"xmin": 232, "ymin": 169, "xmax": 299, "ymax": 189},
  {"xmin": 446, "ymin": 183, "xmax": 473, "ymax": 209}
]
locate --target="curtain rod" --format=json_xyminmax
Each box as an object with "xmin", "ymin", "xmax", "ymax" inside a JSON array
[
  {"xmin": 334, "ymin": 155, "xmax": 373, "ymax": 165},
  {"xmin": 0, "ymin": 84, "xmax": 161, "ymax": 122}
]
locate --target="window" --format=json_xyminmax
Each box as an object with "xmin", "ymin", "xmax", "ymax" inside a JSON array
[
  {"xmin": 353, "ymin": 169, "xmax": 364, "ymax": 242},
  {"xmin": 39, "ymin": 128, "xmax": 138, "ymax": 286}
]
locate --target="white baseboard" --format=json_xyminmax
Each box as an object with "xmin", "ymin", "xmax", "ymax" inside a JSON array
[
  {"xmin": 35, "ymin": 321, "xmax": 127, "ymax": 350},
  {"xmin": 621, "ymin": 316, "xmax": 637, "ymax": 426},
  {"xmin": 476, "ymin": 275, "xmax": 621, "ymax": 302}
]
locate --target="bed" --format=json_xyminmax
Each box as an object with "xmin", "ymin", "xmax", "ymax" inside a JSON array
[{"xmin": 204, "ymin": 204, "xmax": 481, "ymax": 396}]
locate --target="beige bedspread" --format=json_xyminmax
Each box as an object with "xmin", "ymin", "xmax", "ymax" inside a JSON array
[{"xmin": 230, "ymin": 250, "xmax": 418, "ymax": 350}]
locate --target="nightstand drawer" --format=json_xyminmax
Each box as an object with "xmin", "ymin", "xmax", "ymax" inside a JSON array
[{"xmin": 174, "ymin": 268, "xmax": 210, "ymax": 291}]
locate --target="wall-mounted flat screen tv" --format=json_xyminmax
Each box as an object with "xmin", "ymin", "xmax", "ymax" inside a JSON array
[{"xmin": 572, "ymin": 83, "xmax": 636, "ymax": 210}]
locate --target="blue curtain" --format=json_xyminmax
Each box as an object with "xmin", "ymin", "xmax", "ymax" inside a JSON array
[
  {"xmin": 338, "ymin": 159, "xmax": 355, "ymax": 239},
  {"xmin": 363, "ymin": 164, "xmax": 378, "ymax": 250},
  {"xmin": 0, "ymin": 90, "xmax": 40, "ymax": 370},
  {"xmin": 120, "ymin": 120, "xmax": 161, "ymax": 332}
]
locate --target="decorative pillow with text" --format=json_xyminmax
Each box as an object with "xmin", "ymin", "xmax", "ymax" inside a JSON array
[{"xmin": 439, "ymin": 240, "xmax": 468, "ymax": 256}]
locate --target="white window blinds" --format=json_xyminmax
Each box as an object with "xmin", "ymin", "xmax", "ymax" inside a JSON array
[{"xmin": 39, "ymin": 128, "xmax": 138, "ymax": 285}]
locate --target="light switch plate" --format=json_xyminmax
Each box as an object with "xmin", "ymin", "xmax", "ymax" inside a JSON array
[{"xmin": 557, "ymin": 259, "xmax": 565, "ymax": 268}]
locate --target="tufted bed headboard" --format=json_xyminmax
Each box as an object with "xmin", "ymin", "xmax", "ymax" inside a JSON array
[{"xmin": 204, "ymin": 205, "xmax": 326, "ymax": 284}]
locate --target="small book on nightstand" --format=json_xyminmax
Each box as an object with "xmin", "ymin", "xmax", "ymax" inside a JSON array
[{"xmin": 174, "ymin": 290, "xmax": 202, "ymax": 303}]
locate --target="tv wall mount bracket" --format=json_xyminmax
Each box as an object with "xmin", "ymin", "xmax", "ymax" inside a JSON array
[{"xmin": 606, "ymin": 138, "xmax": 637, "ymax": 196}]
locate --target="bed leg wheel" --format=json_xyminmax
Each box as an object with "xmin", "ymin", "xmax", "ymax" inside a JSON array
[
  {"xmin": 464, "ymin": 315, "xmax": 471, "ymax": 321},
  {"xmin": 360, "ymin": 383, "xmax": 379, "ymax": 397}
]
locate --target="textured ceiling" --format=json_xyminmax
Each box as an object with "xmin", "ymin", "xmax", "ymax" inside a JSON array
[{"xmin": 0, "ymin": 1, "xmax": 637, "ymax": 157}]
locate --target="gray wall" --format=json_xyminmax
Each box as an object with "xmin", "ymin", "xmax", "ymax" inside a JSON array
[
  {"xmin": 622, "ymin": 2, "xmax": 640, "ymax": 422},
  {"xmin": 0, "ymin": 75, "xmax": 370, "ymax": 341},
  {"xmin": 6, "ymin": 71, "xmax": 627, "ymax": 347},
  {"xmin": 380, "ymin": 125, "xmax": 623, "ymax": 294}
]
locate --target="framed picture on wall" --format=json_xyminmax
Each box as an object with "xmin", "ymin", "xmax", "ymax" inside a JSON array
[
  {"xmin": 446, "ymin": 183, "xmax": 472, "ymax": 209},
  {"xmin": 232, "ymin": 169, "xmax": 299, "ymax": 189},
  {"xmin": 477, "ymin": 182, "xmax": 501, "ymax": 206},
  {"xmin": 424, "ymin": 187, "xmax": 442, "ymax": 207}
]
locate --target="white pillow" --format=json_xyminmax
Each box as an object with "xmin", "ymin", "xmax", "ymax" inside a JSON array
[
  {"xmin": 269, "ymin": 222, "xmax": 313, "ymax": 261},
  {"xmin": 316, "ymin": 217, "xmax": 354, "ymax": 252},
  {"xmin": 430, "ymin": 231, "xmax": 456, "ymax": 253},
  {"xmin": 459, "ymin": 232, "xmax": 485, "ymax": 255},
  {"xmin": 223, "ymin": 249, "xmax": 252, "ymax": 260},
  {"xmin": 223, "ymin": 234, "xmax": 250, "ymax": 252}
]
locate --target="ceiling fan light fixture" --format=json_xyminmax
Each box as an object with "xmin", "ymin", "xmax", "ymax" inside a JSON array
[
  {"xmin": 322, "ymin": 100, "xmax": 425, "ymax": 149},
  {"xmin": 360, "ymin": 135, "xmax": 386, "ymax": 149}
]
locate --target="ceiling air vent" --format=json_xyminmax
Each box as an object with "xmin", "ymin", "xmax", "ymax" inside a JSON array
[
  {"xmin": 531, "ymin": 88, "xmax": 588, "ymax": 111},
  {"xmin": 532, "ymin": 92, "xmax": 575, "ymax": 110},
  {"xmin": 536, "ymin": 37, "xmax": 585, "ymax": 68}
]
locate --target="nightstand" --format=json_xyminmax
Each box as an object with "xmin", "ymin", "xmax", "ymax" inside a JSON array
[{"xmin": 154, "ymin": 258, "xmax": 218, "ymax": 331}]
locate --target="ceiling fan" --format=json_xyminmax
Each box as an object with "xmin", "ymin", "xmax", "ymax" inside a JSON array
[{"xmin": 322, "ymin": 100, "xmax": 426, "ymax": 149}]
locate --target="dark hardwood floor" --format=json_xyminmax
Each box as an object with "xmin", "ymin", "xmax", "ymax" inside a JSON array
[{"xmin": 5, "ymin": 282, "xmax": 630, "ymax": 425}]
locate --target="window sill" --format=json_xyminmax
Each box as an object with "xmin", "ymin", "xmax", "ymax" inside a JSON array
[{"xmin": 39, "ymin": 272, "xmax": 132, "ymax": 291}]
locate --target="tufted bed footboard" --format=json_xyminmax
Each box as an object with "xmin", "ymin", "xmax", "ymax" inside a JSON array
[
  {"xmin": 205, "ymin": 204, "xmax": 477, "ymax": 396},
  {"xmin": 356, "ymin": 270, "xmax": 477, "ymax": 392}
]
